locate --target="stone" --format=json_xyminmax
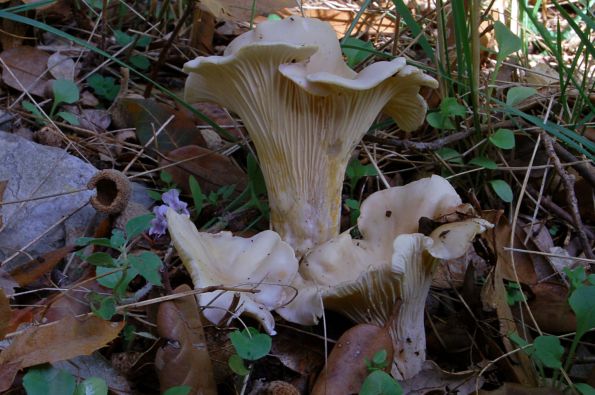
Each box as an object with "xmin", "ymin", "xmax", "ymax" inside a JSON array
[{"xmin": 0, "ymin": 131, "xmax": 97, "ymax": 271}]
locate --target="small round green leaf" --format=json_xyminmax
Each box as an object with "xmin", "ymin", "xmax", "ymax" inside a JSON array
[
  {"xmin": 372, "ymin": 349, "xmax": 388, "ymax": 366},
  {"xmin": 489, "ymin": 179, "xmax": 513, "ymax": 202},
  {"xmin": 506, "ymin": 86, "xmax": 537, "ymax": 106},
  {"xmin": 229, "ymin": 327, "xmax": 271, "ymax": 361},
  {"xmin": 436, "ymin": 147, "xmax": 463, "ymax": 164},
  {"xmin": 23, "ymin": 366, "xmax": 76, "ymax": 395},
  {"xmin": 494, "ymin": 21, "xmax": 521, "ymax": 60},
  {"xmin": 359, "ymin": 370, "xmax": 403, "ymax": 395},
  {"xmin": 52, "ymin": 79, "xmax": 80, "ymax": 106},
  {"xmin": 533, "ymin": 335, "xmax": 564, "ymax": 369},
  {"xmin": 55, "ymin": 111, "xmax": 79, "ymax": 125},
  {"xmin": 228, "ymin": 354, "xmax": 249, "ymax": 376},
  {"xmin": 469, "ymin": 156, "xmax": 498, "ymax": 169},
  {"xmin": 489, "ymin": 129, "xmax": 516, "ymax": 149},
  {"xmin": 569, "ymin": 285, "xmax": 595, "ymax": 339},
  {"xmin": 439, "ymin": 97, "xmax": 466, "ymax": 117},
  {"xmin": 163, "ymin": 386, "xmax": 192, "ymax": 395}
]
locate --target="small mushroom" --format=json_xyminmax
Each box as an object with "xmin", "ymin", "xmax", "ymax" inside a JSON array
[
  {"xmin": 276, "ymin": 176, "xmax": 492, "ymax": 379},
  {"xmin": 166, "ymin": 209, "xmax": 298, "ymax": 335},
  {"xmin": 183, "ymin": 16, "xmax": 438, "ymax": 256}
]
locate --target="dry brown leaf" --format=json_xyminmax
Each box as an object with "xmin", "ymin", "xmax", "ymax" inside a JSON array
[
  {"xmin": 0, "ymin": 46, "xmax": 50, "ymax": 96},
  {"xmin": 401, "ymin": 360, "xmax": 481, "ymax": 394},
  {"xmin": 155, "ymin": 284, "xmax": 217, "ymax": 395},
  {"xmin": 47, "ymin": 52, "xmax": 77, "ymax": 80},
  {"xmin": 9, "ymin": 245, "xmax": 75, "ymax": 287},
  {"xmin": 311, "ymin": 323, "xmax": 393, "ymax": 395},
  {"xmin": 526, "ymin": 282, "xmax": 575, "ymax": 333},
  {"xmin": 0, "ymin": 269, "xmax": 18, "ymax": 296},
  {"xmin": 198, "ymin": 0, "xmax": 294, "ymax": 21},
  {"xmin": 270, "ymin": 326, "xmax": 325, "ymax": 376},
  {"xmin": 277, "ymin": 9, "xmax": 396, "ymax": 36},
  {"xmin": 0, "ymin": 361, "xmax": 20, "ymax": 393},
  {"xmin": 0, "ymin": 316, "xmax": 123, "ymax": 368},
  {"xmin": 0, "ymin": 289, "xmax": 10, "ymax": 340},
  {"xmin": 160, "ymin": 145, "xmax": 248, "ymax": 195}
]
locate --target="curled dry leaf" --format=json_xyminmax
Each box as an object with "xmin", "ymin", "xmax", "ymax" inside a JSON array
[
  {"xmin": 160, "ymin": 145, "xmax": 248, "ymax": 195},
  {"xmin": 311, "ymin": 323, "xmax": 394, "ymax": 395},
  {"xmin": 0, "ymin": 316, "xmax": 123, "ymax": 369},
  {"xmin": 0, "ymin": 47, "xmax": 50, "ymax": 96},
  {"xmin": 155, "ymin": 284, "xmax": 217, "ymax": 395},
  {"xmin": 8, "ymin": 245, "xmax": 75, "ymax": 287}
]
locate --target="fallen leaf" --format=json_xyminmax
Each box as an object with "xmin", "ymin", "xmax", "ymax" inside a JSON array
[
  {"xmin": 112, "ymin": 98, "xmax": 206, "ymax": 154},
  {"xmin": 0, "ymin": 316, "xmax": 124, "ymax": 368},
  {"xmin": 9, "ymin": 245, "xmax": 75, "ymax": 287},
  {"xmin": 155, "ymin": 284, "xmax": 217, "ymax": 395},
  {"xmin": 0, "ymin": 289, "xmax": 10, "ymax": 339},
  {"xmin": 160, "ymin": 145, "xmax": 248, "ymax": 195},
  {"xmin": 526, "ymin": 282, "xmax": 575, "ymax": 333},
  {"xmin": 270, "ymin": 326, "xmax": 325, "ymax": 376},
  {"xmin": 0, "ymin": 269, "xmax": 18, "ymax": 295},
  {"xmin": 0, "ymin": 361, "xmax": 20, "ymax": 393},
  {"xmin": 0, "ymin": 47, "xmax": 50, "ymax": 96},
  {"xmin": 311, "ymin": 323, "xmax": 393, "ymax": 395},
  {"xmin": 401, "ymin": 360, "xmax": 481, "ymax": 394},
  {"xmin": 47, "ymin": 52, "xmax": 77, "ymax": 80}
]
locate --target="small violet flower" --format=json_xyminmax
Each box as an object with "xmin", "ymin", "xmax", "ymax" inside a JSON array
[{"xmin": 149, "ymin": 189, "xmax": 190, "ymax": 237}]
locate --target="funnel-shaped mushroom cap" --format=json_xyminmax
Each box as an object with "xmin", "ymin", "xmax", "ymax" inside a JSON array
[
  {"xmin": 275, "ymin": 176, "xmax": 492, "ymax": 379},
  {"xmin": 166, "ymin": 209, "xmax": 298, "ymax": 335},
  {"xmin": 184, "ymin": 16, "xmax": 438, "ymax": 256}
]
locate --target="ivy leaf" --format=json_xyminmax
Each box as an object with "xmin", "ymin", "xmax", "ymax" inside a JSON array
[
  {"xmin": 129, "ymin": 252, "xmax": 163, "ymax": 286},
  {"xmin": 489, "ymin": 129, "xmax": 516, "ymax": 149},
  {"xmin": 469, "ymin": 156, "xmax": 498, "ymax": 169},
  {"xmin": 87, "ymin": 74, "xmax": 120, "ymax": 101},
  {"xmin": 229, "ymin": 327, "xmax": 271, "ymax": 361},
  {"xmin": 489, "ymin": 179, "xmax": 513, "ymax": 202},
  {"xmin": 494, "ymin": 21, "xmax": 522, "ymax": 61},
  {"xmin": 23, "ymin": 366, "xmax": 76, "ymax": 395},
  {"xmin": 506, "ymin": 86, "xmax": 537, "ymax": 106}
]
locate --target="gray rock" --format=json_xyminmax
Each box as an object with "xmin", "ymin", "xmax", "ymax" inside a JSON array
[{"xmin": 0, "ymin": 131, "xmax": 97, "ymax": 270}]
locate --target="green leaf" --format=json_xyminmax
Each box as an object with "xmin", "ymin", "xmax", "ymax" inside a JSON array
[
  {"xmin": 532, "ymin": 335, "xmax": 564, "ymax": 369},
  {"xmin": 489, "ymin": 179, "xmax": 513, "ymax": 202},
  {"xmin": 494, "ymin": 21, "xmax": 522, "ymax": 60},
  {"xmin": 125, "ymin": 214, "xmax": 154, "ymax": 239},
  {"xmin": 436, "ymin": 147, "xmax": 463, "ymax": 164},
  {"xmin": 85, "ymin": 252, "xmax": 115, "ymax": 267},
  {"xmin": 346, "ymin": 159, "xmax": 378, "ymax": 180},
  {"xmin": 508, "ymin": 331, "xmax": 531, "ymax": 349},
  {"xmin": 247, "ymin": 153, "xmax": 267, "ymax": 196},
  {"xmin": 228, "ymin": 354, "xmax": 249, "ymax": 376},
  {"xmin": 114, "ymin": 30, "xmax": 134, "ymax": 46},
  {"xmin": 440, "ymin": 97, "xmax": 466, "ymax": 117},
  {"xmin": 110, "ymin": 230, "xmax": 126, "ymax": 250},
  {"xmin": 505, "ymin": 282, "xmax": 524, "ymax": 305},
  {"xmin": 426, "ymin": 111, "xmax": 455, "ymax": 130},
  {"xmin": 136, "ymin": 35, "xmax": 152, "ymax": 48},
  {"xmin": 469, "ymin": 156, "xmax": 498, "ymax": 169},
  {"xmin": 89, "ymin": 293, "xmax": 117, "ymax": 320},
  {"xmin": 52, "ymin": 79, "xmax": 79, "ymax": 106},
  {"xmin": 189, "ymin": 176, "xmax": 204, "ymax": 217},
  {"xmin": 372, "ymin": 350, "xmax": 388, "ymax": 366},
  {"xmin": 569, "ymin": 285, "xmax": 595, "ymax": 339},
  {"xmin": 87, "ymin": 74, "xmax": 120, "ymax": 101},
  {"xmin": 74, "ymin": 377, "xmax": 108, "ymax": 395},
  {"xmin": 55, "ymin": 111, "xmax": 79, "ymax": 125},
  {"xmin": 22, "ymin": 100, "xmax": 44, "ymax": 120},
  {"xmin": 576, "ymin": 383, "xmax": 595, "ymax": 395},
  {"xmin": 506, "ymin": 86, "xmax": 537, "ymax": 106},
  {"xmin": 229, "ymin": 327, "xmax": 271, "ymax": 361},
  {"xmin": 129, "ymin": 252, "xmax": 163, "ymax": 286},
  {"xmin": 489, "ymin": 129, "xmax": 516, "ymax": 149},
  {"xmin": 23, "ymin": 366, "xmax": 76, "ymax": 395},
  {"xmin": 130, "ymin": 55, "xmax": 150, "ymax": 70},
  {"xmin": 160, "ymin": 171, "xmax": 173, "ymax": 184},
  {"xmin": 564, "ymin": 266, "xmax": 587, "ymax": 293},
  {"xmin": 359, "ymin": 370, "xmax": 403, "ymax": 395},
  {"xmin": 75, "ymin": 237, "xmax": 113, "ymax": 248},
  {"xmin": 96, "ymin": 266, "xmax": 138, "ymax": 292},
  {"xmin": 342, "ymin": 37, "xmax": 375, "ymax": 68}
]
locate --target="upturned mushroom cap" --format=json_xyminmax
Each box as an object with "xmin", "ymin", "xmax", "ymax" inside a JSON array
[
  {"xmin": 183, "ymin": 16, "xmax": 438, "ymax": 256},
  {"xmin": 166, "ymin": 209, "xmax": 298, "ymax": 335},
  {"xmin": 275, "ymin": 176, "xmax": 492, "ymax": 379}
]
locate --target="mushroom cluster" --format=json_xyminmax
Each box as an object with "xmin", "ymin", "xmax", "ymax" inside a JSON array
[
  {"xmin": 184, "ymin": 15, "xmax": 438, "ymax": 256},
  {"xmin": 169, "ymin": 15, "xmax": 490, "ymax": 380}
]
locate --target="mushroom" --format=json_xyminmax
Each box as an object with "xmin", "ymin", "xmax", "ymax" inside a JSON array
[
  {"xmin": 166, "ymin": 208, "xmax": 298, "ymax": 335},
  {"xmin": 183, "ymin": 16, "xmax": 438, "ymax": 255},
  {"xmin": 276, "ymin": 176, "xmax": 492, "ymax": 379}
]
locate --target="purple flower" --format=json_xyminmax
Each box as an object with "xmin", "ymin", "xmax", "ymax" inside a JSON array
[{"xmin": 149, "ymin": 189, "xmax": 189, "ymax": 237}]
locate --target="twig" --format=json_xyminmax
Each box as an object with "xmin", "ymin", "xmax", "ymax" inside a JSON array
[
  {"xmin": 364, "ymin": 129, "xmax": 474, "ymax": 151},
  {"xmin": 542, "ymin": 132, "xmax": 594, "ymax": 260},
  {"xmin": 553, "ymin": 141, "xmax": 595, "ymax": 188}
]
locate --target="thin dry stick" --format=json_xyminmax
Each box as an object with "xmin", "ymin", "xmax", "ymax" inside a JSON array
[{"xmin": 542, "ymin": 132, "xmax": 594, "ymax": 260}]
